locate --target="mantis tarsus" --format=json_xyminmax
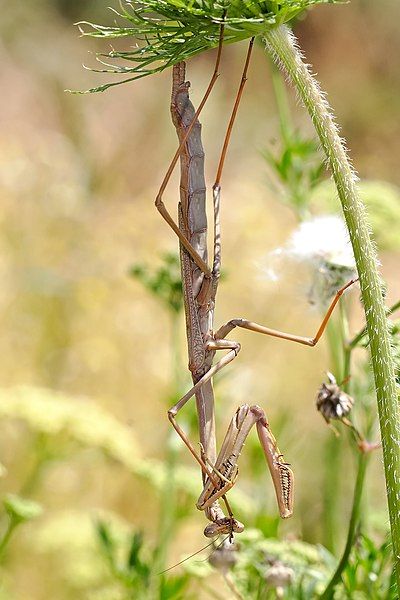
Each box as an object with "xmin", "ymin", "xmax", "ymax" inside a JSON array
[{"xmin": 155, "ymin": 24, "xmax": 357, "ymax": 539}]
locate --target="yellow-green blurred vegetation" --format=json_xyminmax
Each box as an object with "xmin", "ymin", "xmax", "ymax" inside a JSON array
[{"xmin": 0, "ymin": 1, "xmax": 399, "ymax": 598}]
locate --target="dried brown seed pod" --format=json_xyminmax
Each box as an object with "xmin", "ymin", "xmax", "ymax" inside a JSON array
[
  {"xmin": 316, "ymin": 372, "xmax": 354, "ymax": 423},
  {"xmin": 264, "ymin": 562, "xmax": 294, "ymax": 597}
]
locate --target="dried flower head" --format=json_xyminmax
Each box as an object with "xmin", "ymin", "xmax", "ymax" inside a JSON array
[
  {"xmin": 264, "ymin": 216, "xmax": 357, "ymax": 308},
  {"xmin": 316, "ymin": 372, "xmax": 354, "ymax": 423},
  {"xmin": 208, "ymin": 539, "xmax": 238, "ymax": 574},
  {"xmin": 287, "ymin": 216, "xmax": 355, "ymax": 269},
  {"xmin": 264, "ymin": 561, "xmax": 294, "ymax": 597}
]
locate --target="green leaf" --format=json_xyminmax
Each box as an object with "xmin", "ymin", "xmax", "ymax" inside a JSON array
[
  {"xmin": 159, "ymin": 573, "xmax": 190, "ymax": 600},
  {"xmin": 96, "ymin": 519, "xmax": 115, "ymax": 554},
  {"xmin": 127, "ymin": 531, "xmax": 143, "ymax": 569}
]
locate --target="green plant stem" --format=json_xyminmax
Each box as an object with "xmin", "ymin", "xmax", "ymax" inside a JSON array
[
  {"xmin": 321, "ymin": 434, "xmax": 340, "ymax": 553},
  {"xmin": 343, "ymin": 344, "xmax": 351, "ymax": 393},
  {"xmin": 264, "ymin": 25, "xmax": 400, "ymax": 589},
  {"xmin": 320, "ymin": 452, "xmax": 368, "ymax": 599},
  {"xmin": 152, "ymin": 441, "xmax": 177, "ymax": 585},
  {"xmin": 222, "ymin": 572, "xmax": 245, "ymax": 600},
  {"xmin": 322, "ymin": 316, "xmax": 345, "ymax": 552},
  {"xmin": 19, "ymin": 433, "xmax": 49, "ymax": 497},
  {"xmin": 340, "ymin": 300, "xmax": 353, "ymax": 399},
  {"xmin": 0, "ymin": 519, "xmax": 17, "ymax": 561},
  {"xmin": 326, "ymin": 316, "xmax": 344, "ymax": 382}
]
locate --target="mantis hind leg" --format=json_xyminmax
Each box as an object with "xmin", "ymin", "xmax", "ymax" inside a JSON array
[
  {"xmin": 155, "ymin": 24, "xmax": 226, "ymax": 276},
  {"xmin": 212, "ymin": 38, "xmax": 255, "ymax": 283}
]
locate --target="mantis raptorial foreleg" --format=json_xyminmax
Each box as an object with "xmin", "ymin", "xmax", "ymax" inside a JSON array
[
  {"xmin": 168, "ymin": 341, "xmax": 241, "ymax": 477},
  {"xmin": 215, "ymin": 278, "xmax": 358, "ymax": 345},
  {"xmin": 197, "ymin": 404, "xmax": 294, "ymax": 520},
  {"xmin": 168, "ymin": 337, "xmax": 294, "ymax": 526}
]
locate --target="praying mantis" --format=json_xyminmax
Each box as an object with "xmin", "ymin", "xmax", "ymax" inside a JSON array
[{"xmin": 154, "ymin": 23, "xmax": 357, "ymax": 539}]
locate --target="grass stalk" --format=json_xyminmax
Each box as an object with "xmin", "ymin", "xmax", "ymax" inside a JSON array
[{"xmin": 263, "ymin": 25, "xmax": 400, "ymax": 589}]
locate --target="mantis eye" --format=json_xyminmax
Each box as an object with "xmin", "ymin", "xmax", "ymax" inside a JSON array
[{"xmin": 203, "ymin": 518, "xmax": 244, "ymax": 538}]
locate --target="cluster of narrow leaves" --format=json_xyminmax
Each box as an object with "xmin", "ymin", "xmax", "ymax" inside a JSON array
[
  {"xmin": 96, "ymin": 520, "xmax": 190, "ymax": 600},
  {"xmin": 341, "ymin": 534, "xmax": 397, "ymax": 600},
  {"xmin": 181, "ymin": 529, "xmax": 396, "ymax": 599},
  {"xmin": 263, "ymin": 128, "xmax": 324, "ymax": 217},
  {"xmin": 77, "ymin": 0, "xmax": 346, "ymax": 92}
]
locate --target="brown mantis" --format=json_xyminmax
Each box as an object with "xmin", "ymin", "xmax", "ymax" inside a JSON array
[{"xmin": 154, "ymin": 23, "xmax": 357, "ymax": 539}]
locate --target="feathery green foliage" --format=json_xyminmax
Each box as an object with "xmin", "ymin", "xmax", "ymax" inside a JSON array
[{"xmin": 76, "ymin": 0, "xmax": 345, "ymax": 92}]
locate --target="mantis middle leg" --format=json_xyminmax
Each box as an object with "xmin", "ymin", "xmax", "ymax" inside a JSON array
[
  {"xmin": 215, "ymin": 278, "xmax": 359, "ymax": 345},
  {"xmin": 167, "ymin": 342, "xmax": 240, "ymax": 478},
  {"xmin": 167, "ymin": 339, "xmax": 243, "ymax": 536}
]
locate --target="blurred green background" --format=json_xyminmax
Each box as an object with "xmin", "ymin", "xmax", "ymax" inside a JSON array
[{"xmin": 0, "ymin": 1, "xmax": 399, "ymax": 598}]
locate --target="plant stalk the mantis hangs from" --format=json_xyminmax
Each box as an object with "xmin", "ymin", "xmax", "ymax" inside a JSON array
[{"xmin": 263, "ymin": 24, "xmax": 400, "ymax": 588}]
